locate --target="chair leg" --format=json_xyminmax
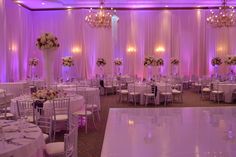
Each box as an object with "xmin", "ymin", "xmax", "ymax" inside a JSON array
[
  {"xmin": 97, "ymin": 111, "xmax": 101, "ymax": 121},
  {"xmin": 85, "ymin": 117, "xmax": 88, "ymax": 134},
  {"xmin": 92, "ymin": 115, "xmax": 97, "ymax": 129},
  {"xmin": 145, "ymin": 96, "xmax": 148, "ymax": 107}
]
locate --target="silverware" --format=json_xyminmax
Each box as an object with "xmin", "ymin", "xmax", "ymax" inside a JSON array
[
  {"xmin": 24, "ymin": 130, "xmax": 38, "ymax": 133},
  {"xmin": 23, "ymin": 136, "xmax": 35, "ymax": 140}
]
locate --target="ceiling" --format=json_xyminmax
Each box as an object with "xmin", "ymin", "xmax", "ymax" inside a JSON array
[{"xmin": 13, "ymin": 0, "xmax": 236, "ymax": 10}]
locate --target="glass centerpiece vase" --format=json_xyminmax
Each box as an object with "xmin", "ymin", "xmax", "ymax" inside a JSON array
[{"xmin": 42, "ymin": 49, "xmax": 56, "ymax": 86}]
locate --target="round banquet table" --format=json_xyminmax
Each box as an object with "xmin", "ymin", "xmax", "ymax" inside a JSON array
[
  {"xmin": 218, "ymin": 83, "xmax": 236, "ymax": 103},
  {"xmin": 10, "ymin": 95, "xmax": 85, "ymax": 116},
  {"xmin": 63, "ymin": 87, "xmax": 101, "ymax": 110},
  {"xmin": 0, "ymin": 120, "xmax": 45, "ymax": 157},
  {"xmin": 0, "ymin": 81, "xmax": 29, "ymax": 97}
]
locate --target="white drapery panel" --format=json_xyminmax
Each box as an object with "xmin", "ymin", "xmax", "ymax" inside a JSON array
[{"xmin": 1, "ymin": 1, "xmax": 236, "ymax": 81}]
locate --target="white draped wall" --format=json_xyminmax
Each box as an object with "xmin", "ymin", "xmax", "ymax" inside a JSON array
[{"xmin": 0, "ymin": 0, "xmax": 236, "ymax": 82}]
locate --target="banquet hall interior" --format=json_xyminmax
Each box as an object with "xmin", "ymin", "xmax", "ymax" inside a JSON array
[{"xmin": 1, "ymin": 0, "xmax": 236, "ymax": 157}]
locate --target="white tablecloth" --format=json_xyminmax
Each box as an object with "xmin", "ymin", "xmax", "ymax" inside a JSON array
[
  {"xmin": 10, "ymin": 95, "xmax": 85, "ymax": 116},
  {"xmin": 218, "ymin": 83, "xmax": 236, "ymax": 103},
  {"xmin": 0, "ymin": 82, "xmax": 29, "ymax": 96},
  {"xmin": 0, "ymin": 120, "xmax": 45, "ymax": 157},
  {"xmin": 63, "ymin": 87, "xmax": 101, "ymax": 109}
]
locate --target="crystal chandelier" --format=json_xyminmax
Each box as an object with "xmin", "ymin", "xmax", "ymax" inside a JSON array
[
  {"xmin": 85, "ymin": 1, "xmax": 117, "ymax": 28},
  {"xmin": 206, "ymin": 0, "xmax": 236, "ymax": 27}
]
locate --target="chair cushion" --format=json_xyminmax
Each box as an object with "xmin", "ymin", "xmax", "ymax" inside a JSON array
[
  {"xmin": 202, "ymin": 88, "xmax": 211, "ymax": 92},
  {"xmin": 0, "ymin": 113, "xmax": 14, "ymax": 119},
  {"xmin": 54, "ymin": 114, "xmax": 68, "ymax": 121},
  {"xmin": 104, "ymin": 85, "xmax": 113, "ymax": 88},
  {"xmin": 144, "ymin": 93, "xmax": 155, "ymax": 97},
  {"xmin": 120, "ymin": 90, "xmax": 128, "ymax": 94},
  {"xmin": 86, "ymin": 104, "xmax": 98, "ymax": 109},
  {"xmin": 129, "ymin": 92, "xmax": 140, "ymax": 95},
  {"xmin": 161, "ymin": 92, "xmax": 172, "ymax": 95},
  {"xmin": 73, "ymin": 110, "xmax": 92, "ymax": 116},
  {"xmin": 172, "ymin": 89, "xmax": 181, "ymax": 94},
  {"xmin": 212, "ymin": 90, "xmax": 223, "ymax": 94},
  {"xmin": 45, "ymin": 142, "xmax": 64, "ymax": 155}
]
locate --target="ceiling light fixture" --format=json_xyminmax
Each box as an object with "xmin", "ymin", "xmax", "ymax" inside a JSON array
[
  {"xmin": 85, "ymin": 0, "xmax": 118, "ymax": 28},
  {"xmin": 206, "ymin": 0, "xmax": 236, "ymax": 27}
]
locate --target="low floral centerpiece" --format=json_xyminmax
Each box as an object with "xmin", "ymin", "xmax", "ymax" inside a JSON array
[
  {"xmin": 32, "ymin": 89, "xmax": 59, "ymax": 100},
  {"xmin": 144, "ymin": 56, "xmax": 155, "ymax": 66},
  {"xmin": 170, "ymin": 58, "xmax": 179, "ymax": 65},
  {"xmin": 62, "ymin": 56, "xmax": 74, "ymax": 67},
  {"xmin": 225, "ymin": 56, "xmax": 236, "ymax": 65},
  {"xmin": 96, "ymin": 58, "xmax": 106, "ymax": 67},
  {"xmin": 114, "ymin": 58, "xmax": 122, "ymax": 66},
  {"xmin": 156, "ymin": 58, "xmax": 164, "ymax": 66},
  {"xmin": 211, "ymin": 57, "xmax": 222, "ymax": 66},
  {"xmin": 29, "ymin": 58, "xmax": 39, "ymax": 66},
  {"xmin": 36, "ymin": 33, "xmax": 60, "ymax": 50}
]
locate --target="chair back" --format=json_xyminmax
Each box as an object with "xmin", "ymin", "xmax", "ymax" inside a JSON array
[
  {"xmin": 83, "ymin": 88, "xmax": 91, "ymax": 115},
  {"xmin": 0, "ymin": 103, "xmax": 7, "ymax": 119},
  {"xmin": 35, "ymin": 107, "xmax": 53, "ymax": 141},
  {"xmin": 52, "ymin": 98, "xmax": 70, "ymax": 120},
  {"xmin": 16, "ymin": 100, "xmax": 34, "ymax": 120},
  {"xmin": 64, "ymin": 125, "xmax": 78, "ymax": 157},
  {"xmin": 69, "ymin": 114, "xmax": 78, "ymax": 132}
]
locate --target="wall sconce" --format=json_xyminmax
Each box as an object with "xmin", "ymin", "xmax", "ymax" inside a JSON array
[
  {"xmin": 217, "ymin": 46, "xmax": 223, "ymax": 52},
  {"xmin": 155, "ymin": 46, "xmax": 165, "ymax": 53},
  {"xmin": 72, "ymin": 47, "xmax": 82, "ymax": 54},
  {"xmin": 127, "ymin": 47, "xmax": 136, "ymax": 54},
  {"xmin": 9, "ymin": 44, "xmax": 17, "ymax": 53}
]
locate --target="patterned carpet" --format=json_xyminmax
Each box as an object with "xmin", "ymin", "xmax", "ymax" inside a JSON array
[{"xmin": 56, "ymin": 90, "xmax": 235, "ymax": 157}]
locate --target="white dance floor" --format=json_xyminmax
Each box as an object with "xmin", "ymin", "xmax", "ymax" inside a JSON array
[{"xmin": 101, "ymin": 107, "xmax": 236, "ymax": 157}]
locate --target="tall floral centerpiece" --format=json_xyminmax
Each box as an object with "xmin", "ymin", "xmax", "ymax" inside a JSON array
[
  {"xmin": 224, "ymin": 56, "xmax": 236, "ymax": 80},
  {"xmin": 171, "ymin": 58, "xmax": 179, "ymax": 76},
  {"xmin": 96, "ymin": 58, "xmax": 106, "ymax": 78},
  {"xmin": 29, "ymin": 58, "xmax": 39, "ymax": 80},
  {"xmin": 36, "ymin": 33, "xmax": 59, "ymax": 86},
  {"xmin": 144, "ymin": 56, "xmax": 155, "ymax": 80},
  {"xmin": 62, "ymin": 56, "xmax": 74, "ymax": 81},
  {"xmin": 211, "ymin": 57, "xmax": 222, "ymax": 79},
  {"xmin": 156, "ymin": 58, "xmax": 164, "ymax": 79},
  {"xmin": 114, "ymin": 58, "xmax": 122, "ymax": 76}
]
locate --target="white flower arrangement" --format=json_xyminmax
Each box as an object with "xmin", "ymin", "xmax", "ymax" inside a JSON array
[
  {"xmin": 211, "ymin": 57, "xmax": 222, "ymax": 66},
  {"xmin": 32, "ymin": 89, "xmax": 59, "ymax": 100},
  {"xmin": 62, "ymin": 56, "xmax": 74, "ymax": 67},
  {"xmin": 29, "ymin": 58, "xmax": 39, "ymax": 66},
  {"xmin": 36, "ymin": 33, "xmax": 60, "ymax": 50},
  {"xmin": 156, "ymin": 58, "xmax": 164, "ymax": 66},
  {"xmin": 114, "ymin": 58, "xmax": 122, "ymax": 66},
  {"xmin": 224, "ymin": 56, "xmax": 236, "ymax": 65},
  {"xmin": 96, "ymin": 58, "xmax": 106, "ymax": 67},
  {"xmin": 144, "ymin": 56, "xmax": 155, "ymax": 66},
  {"xmin": 170, "ymin": 58, "xmax": 179, "ymax": 65}
]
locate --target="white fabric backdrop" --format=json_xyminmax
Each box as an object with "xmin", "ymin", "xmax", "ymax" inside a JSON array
[{"xmin": 0, "ymin": 0, "xmax": 236, "ymax": 82}]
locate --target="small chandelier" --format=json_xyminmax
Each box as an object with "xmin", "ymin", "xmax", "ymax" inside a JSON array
[
  {"xmin": 85, "ymin": 1, "xmax": 117, "ymax": 28},
  {"xmin": 207, "ymin": 0, "xmax": 236, "ymax": 27}
]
